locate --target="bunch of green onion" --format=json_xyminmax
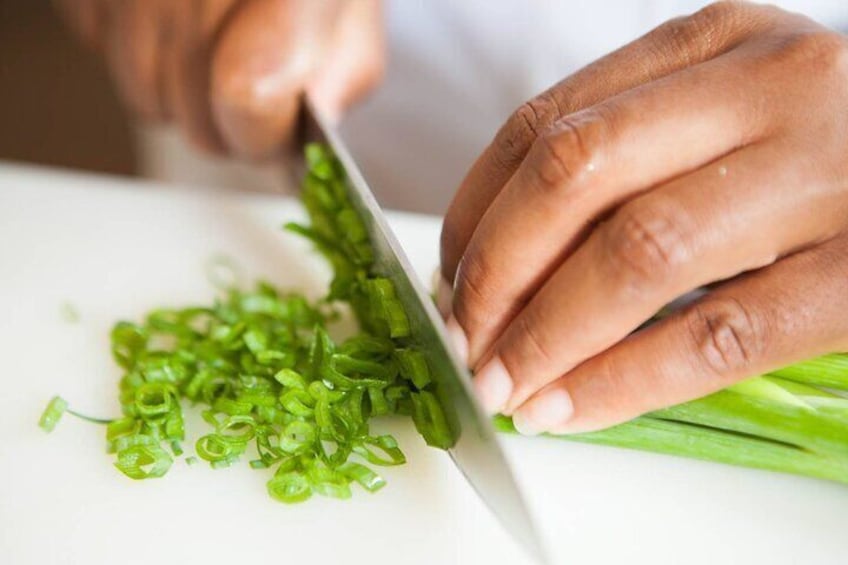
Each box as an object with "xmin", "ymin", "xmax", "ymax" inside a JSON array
[{"xmin": 497, "ymin": 355, "xmax": 848, "ymax": 484}]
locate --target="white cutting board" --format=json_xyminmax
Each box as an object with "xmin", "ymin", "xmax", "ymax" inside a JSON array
[{"xmin": 1, "ymin": 163, "xmax": 847, "ymax": 565}]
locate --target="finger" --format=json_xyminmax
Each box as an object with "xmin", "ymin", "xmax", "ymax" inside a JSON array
[
  {"xmin": 307, "ymin": 0, "xmax": 385, "ymax": 122},
  {"xmin": 440, "ymin": 1, "xmax": 777, "ymax": 286},
  {"xmin": 53, "ymin": 0, "xmax": 109, "ymax": 51},
  {"xmin": 105, "ymin": 0, "xmax": 169, "ymax": 121},
  {"xmin": 478, "ymin": 135, "xmax": 848, "ymax": 416},
  {"xmin": 164, "ymin": 0, "xmax": 237, "ymax": 154},
  {"xmin": 105, "ymin": 1, "xmax": 166, "ymax": 120},
  {"xmin": 453, "ymin": 49, "xmax": 771, "ymax": 366},
  {"xmin": 210, "ymin": 0, "xmax": 343, "ymax": 160},
  {"xmin": 511, "ymin": 235, "xmax": 848, "ymax": 435}
]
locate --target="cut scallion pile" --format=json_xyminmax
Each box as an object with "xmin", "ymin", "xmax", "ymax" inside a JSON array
[
  {"xmin": 40, "ymin": 142, "xmax": 451, "ymax": 503},
  {"xmin": 495, "ymin": 356, "xmax": 848, "ymax": 484}
]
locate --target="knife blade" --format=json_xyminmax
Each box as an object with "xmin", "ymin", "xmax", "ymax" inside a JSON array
[{"xmin": 298, "ymin": 100, "xmax": 548, "ymax": 564}]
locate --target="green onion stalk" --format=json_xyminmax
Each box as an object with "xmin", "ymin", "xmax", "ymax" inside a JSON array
[{"xmin": 495, "ymin": 359, "xmax": 848, "ymax": 484}]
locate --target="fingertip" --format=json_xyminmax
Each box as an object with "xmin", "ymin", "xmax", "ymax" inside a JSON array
[
  {"xmin": 512, "ymin": 388, "xmax": 574, "ymax": 436},
  {"xmin": 445, "ymin": 315, "xmax": 469, "ymax": 367},
  {"xmin": 433, "ymin": 269, "xmax": 453, "ymax": 320},
  {"xmin": 511, "ymin": 412, "xmax": 541, "ymax": 437},
  {"xmin": 210, "ymin": 60, "xmax": 302, "ymax": 160},
  {"xmin": 472, "ymin": 356, "xmax": 514, "ymax": 415}
]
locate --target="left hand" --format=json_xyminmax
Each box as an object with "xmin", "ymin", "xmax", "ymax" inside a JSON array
[
  {"xmin": 54, "ymin": 0, "xmax": 384, "ymax": 159},
  {"xmin": 439, "ymin": 2, "xmax": 848, "ymax": 435}
]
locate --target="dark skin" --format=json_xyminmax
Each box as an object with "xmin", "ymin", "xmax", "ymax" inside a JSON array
[
  {"xmin": 54, "ymin": 0, "xmax": 384, "ymax": 159},
  {"xmin": 439, "ymin": 1, "xmax": 848, "ymax": 434}
]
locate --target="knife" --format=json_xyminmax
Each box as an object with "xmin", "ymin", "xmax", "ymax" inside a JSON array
[{"xmin": 298, "ymin": 100, "xmax": 548, "ymax": 564}]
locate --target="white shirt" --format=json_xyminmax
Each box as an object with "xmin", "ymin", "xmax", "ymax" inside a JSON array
[{"xmin": 140, "ymin": 1, "xmax": 847, "ymax": 213}]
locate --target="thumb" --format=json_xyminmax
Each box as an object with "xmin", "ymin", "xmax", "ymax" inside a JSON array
[
  {"xmin": 307, "ymin": 0, "xmax": 385, "ymax": 123},
  {"xmin": 210, "ymin": 0, "xmax": 343, "ymax": 160}
]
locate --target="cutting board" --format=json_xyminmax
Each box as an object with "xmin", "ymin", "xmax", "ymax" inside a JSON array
[{"xmin": 2, "ymin": 163, "xmax": 847, "ymax": 565}]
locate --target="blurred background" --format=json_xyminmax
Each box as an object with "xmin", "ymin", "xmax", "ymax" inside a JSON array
[
  {"xmin": 0, "ymin": 0, "xmax": 136, "ymax": 176},
  {"xmin": 2, "ymin": 1, "xmax": 845, "ymax": 214}
]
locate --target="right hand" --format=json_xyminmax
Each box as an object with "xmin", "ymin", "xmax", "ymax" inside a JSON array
[{"xmin": 54, "ymin": 0, "xmax": 385, "ymax": 159}]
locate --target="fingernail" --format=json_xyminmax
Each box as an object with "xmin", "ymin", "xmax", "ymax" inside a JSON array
[
  {"xmin": 512, "ymin": 389, "xmax": 574, "ymax": 436},
  {"xmin": 472, "ymin": 356, "xmax": 513, "ymax": 415},
  {"xmin": 435, "ymin": 272, "xmax": 453, "ymax": 320},
  {"xmin": 445, "ymin": 315, "xmax": 469, "ymax": 367}
]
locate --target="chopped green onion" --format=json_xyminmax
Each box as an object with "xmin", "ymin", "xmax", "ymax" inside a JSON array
[
  {"xmin": 411, "ymin": 391, "xmax": 454, "ymax": 449},
  {"xmin": 114, "ymin": 444, "xmax": 172, "ymax": 479},
  {"xmin": 217, "ymin": 415, "xmax": 256, "ymax": 443},
  {"xmin": 279, "ymin": 421, "xmax": 317, "ymax": 455},
  {"xmin": 205, "ymin": 254, "xmax": 241, "ymax": 291},
  {"xmin": 39, "ymin": 396, "xmax": 68, "ymax": 432},
  {"xmin": 267, "ymin": 471, "xmax": 312, "ymax": 504},
  {"xmin": 307, "ymin": 465, "xmax": 352, "ymax": 499},
  {"xmin": 353, "ymin": 435, "xmax": 406, "ymax": 466},
  {"xmin": 396, "ymin": 349, "xmax": 431, "ymax": 389},
  {"xmin": 60, "ymin": 302, "xmax": 80, "ymax": 323},
  {"xmin": 340, "ymin": 462, "xmax": 387, "ymax": 492}
]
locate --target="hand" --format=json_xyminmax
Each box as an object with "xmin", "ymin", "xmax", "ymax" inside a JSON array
[
  {"xmin": 439, "ymin": 1, "xmax": 848, "ymax": 435},
  {"xmin": 54, "ymin": 0, "xmax": 384, "ymax": 159}
]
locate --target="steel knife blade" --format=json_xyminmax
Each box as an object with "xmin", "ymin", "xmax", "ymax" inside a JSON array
[{"xmin": 296, "ymin": 100, "xmax": 548, "ymax": 564}]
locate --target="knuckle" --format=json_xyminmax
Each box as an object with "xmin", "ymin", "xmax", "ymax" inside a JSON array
[
  {"xmin": 512, "ymin": 313, "xmax": 557, "ymax": 368},
  {"xmin": 493, "ymin": 93, "xmax": 563, "ymax": 172},
  {"xmin": 684, "ymin": 297, "xmax": 766, "ymax": 377},
  {"xmin": 602, "ymin": 202, "xmax": 692, "ymax": 296},
  {"xmin": 454, "ymin": 251, "xmax": 498, "ymax": 328},
  {"xmin": 696, "ymin": 1, "xmax": 744, "ymax": 25},
  {"xmin": 587, "ymin": 354, "xmax": 635, "ymax": 412},
  {"xmin": 659, "ymin": 16, "xmax": 706, "ymax": 62},
  {"xmin": 493, "ymin": 105, "xmax": 538, "ymax": 170},
  {"xmin": 776, "ymin": 31, "xmax": 848, "ymax": 79},
  {"xmin": 656, "ymin": 1, "xmax": 750, "ymax": 62},
  {"xmin": 439, "ymin": 217, "xmax": 462, "ymax": 279},
  {"xmin": 526, "ymin": 107, "xmax": 610, "ymax": 197}
]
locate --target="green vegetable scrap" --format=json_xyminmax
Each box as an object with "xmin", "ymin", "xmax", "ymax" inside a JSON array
[
  {"xmin": 39, "ymin": 396, "xmax": 68, "ymax": 432},
  {"xmin": 60, "ymin": 302, "xmax": 80, "ymax": 323}
]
